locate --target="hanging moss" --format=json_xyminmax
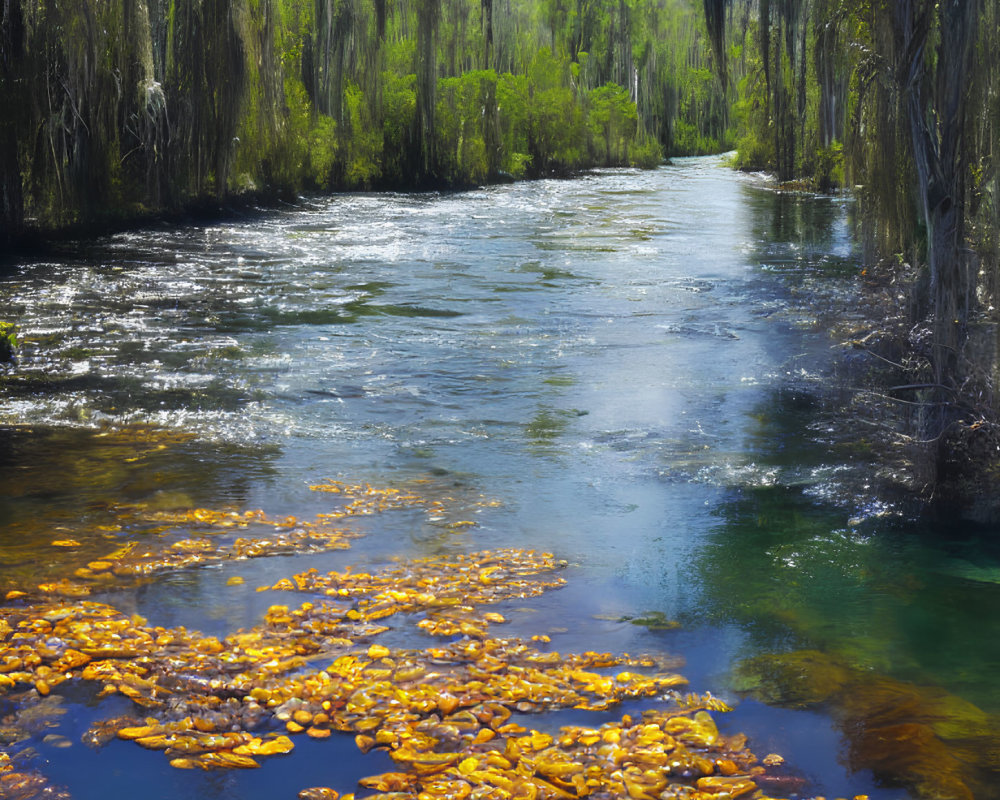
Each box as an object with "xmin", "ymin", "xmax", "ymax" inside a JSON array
[
  {"xmin": 710, "ymin": 0, "xmax": 1000, "ymax": 507},
  {"xmin": 4, "ymin": 0, "xmax": 744, "ymax": 233}
]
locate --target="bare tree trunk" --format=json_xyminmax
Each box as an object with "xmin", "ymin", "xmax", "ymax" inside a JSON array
[
  {"xmin": 814, "ymin": 0, "xmax": 839, "ymax": 147},
  {"xmin": 896, "ymin": 0, "xmax": 978, "ymax": 398},
  {"xmin": 0, "ymin": 0, "xmax": 26, "ymax": 241},
  {"xmin": 415, "ymin": 0, "xmax": 439, "ymax": 182},
  {"xmin": 481, "ymin": 0, "xmax": 492, "ymax": 69}
]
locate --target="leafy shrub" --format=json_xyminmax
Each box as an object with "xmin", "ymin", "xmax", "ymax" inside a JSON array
[
  {"xmin": 0, "ymin": 322, "xmax": 17, "ymax": 364},
  {"xmin": 630, "ymin": 135, "xmax": 664, "ymax": 169}
]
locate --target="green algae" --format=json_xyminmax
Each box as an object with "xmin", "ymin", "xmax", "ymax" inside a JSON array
[{"xmin": 733, "ymin": 649, "xmax": 1000, "ymax": 800}]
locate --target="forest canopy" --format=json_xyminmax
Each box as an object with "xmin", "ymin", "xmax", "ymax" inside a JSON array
[{"xmin": 0, "ymin": 0, "xmax": 729, "ymax": 236}]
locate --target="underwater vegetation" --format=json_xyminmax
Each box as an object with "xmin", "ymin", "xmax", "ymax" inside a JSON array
[{"xmin": 733, "ymin": 650, "xmax": 1000, "ymax": 800}]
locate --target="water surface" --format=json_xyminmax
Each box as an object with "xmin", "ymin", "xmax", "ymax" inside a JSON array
[{"xmin": 2, "ymin": 157, "xmax": 998, "ymax": 799}]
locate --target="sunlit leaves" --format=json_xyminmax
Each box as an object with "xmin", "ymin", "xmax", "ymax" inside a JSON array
[{"xmin": 0, "ymin": 474, "xmax": 806, "ymax": 800}]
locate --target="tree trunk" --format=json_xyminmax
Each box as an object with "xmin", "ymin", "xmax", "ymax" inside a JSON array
[
  {"xmin": 481, "ymin": 0, "xmax": 492, "ymax": 69},
  {"xmin": 896, "ymin": 0, "xmax": 978, "ymax": 396},
  {"xmin": 414, "ymin": 0, "xmax": 439, "ymax": 182},
  {"xmin": 0, "ymin": 0, "xmax": 26, "ymax": 241}
]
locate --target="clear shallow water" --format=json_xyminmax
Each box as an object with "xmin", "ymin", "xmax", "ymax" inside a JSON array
[{"xmin": 1, "ymin": 157, "xmax": 998, "ymax": 799}]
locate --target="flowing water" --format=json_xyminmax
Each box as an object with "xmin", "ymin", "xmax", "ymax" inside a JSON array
[{"xmin": 1, "ymin": 157, "xmax": 999, "ymax": 799}]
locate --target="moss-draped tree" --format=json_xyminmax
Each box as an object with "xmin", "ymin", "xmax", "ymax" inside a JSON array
[
  {"xmin": 0, "ymin": 0, "xmax": 730, "ymax": 237},
  {"xmin": 707, "ymin": 0, "xmax": 1000, "ymax": 502}
]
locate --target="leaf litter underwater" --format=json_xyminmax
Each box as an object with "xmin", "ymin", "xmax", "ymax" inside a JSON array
[{"xmin": 0, "ymin": 476, "xmax": 858, "ymax": 800}]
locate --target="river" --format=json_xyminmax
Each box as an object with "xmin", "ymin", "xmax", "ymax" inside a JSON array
[{"xmin": 1, "ymin": 157, "xmax": 998, "ymax": 800}]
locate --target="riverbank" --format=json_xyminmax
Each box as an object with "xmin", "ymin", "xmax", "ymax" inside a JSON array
[
  {"xmin": 820, "ymin": 250, "xmax": 1000, "ymax": 523},
  {"xmin": 725, "ymin": 173, "xmax": 1000, "ymax": 524},
  {"xmin": 0, "ymin": 160, "xmax": 667, "ymax": 263},
  {"xmin": 1, "ymin": 193, "xmax": 289, "ymax": 264}
]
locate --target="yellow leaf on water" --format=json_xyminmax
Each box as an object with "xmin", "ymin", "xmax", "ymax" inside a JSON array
[{"xmin": 458, "ymin": 757, "xmax": 479, "ymax": 775}]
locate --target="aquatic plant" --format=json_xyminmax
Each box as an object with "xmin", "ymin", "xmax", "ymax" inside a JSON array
[{"xmin": 0, "ymin": 322, "xmax": 16, "ymax": 364}]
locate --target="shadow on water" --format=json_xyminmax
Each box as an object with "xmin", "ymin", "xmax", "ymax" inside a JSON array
[
  {"xmin": 261, "ymin": 302, "xmax": 462, "ymax": 327},
  {"xmin": 691, "ymin": 379, "xmax": 1000, "ymax": 799},
  {"xmin": 743, "ymin": 187, "xmax": 858, "ymax": 262},
  {"xmin": 0, "ymin": 426, "xmax": 279, "ymax": 588},
  {"xmin": 1, "ymin": 374, "xmax": 261, "ymax": 416}
]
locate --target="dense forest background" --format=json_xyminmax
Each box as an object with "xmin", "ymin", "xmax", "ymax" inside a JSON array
[
  {"xmin": 0, "ymin": 0, "xmax": 729, "ymax": 236},
  {"xmin": 3, "ymin": 0, "xmax": 1000, "ymax": 508}
]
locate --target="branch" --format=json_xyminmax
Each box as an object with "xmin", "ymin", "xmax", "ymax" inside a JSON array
[{"xmin": 887, "ymin": 382, "xmax": 958, "ymax": 396}]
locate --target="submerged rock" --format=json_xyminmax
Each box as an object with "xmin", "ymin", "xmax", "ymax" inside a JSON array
[
  {"xmin": 733, "ymin": 649, "xmax": 1000, "ymax": 800},
  {"xmin": 0, "ymin": 323, "xmax": 16, "ymax": 364},
  {"xmin": 731, "ymin": 649, "xmax": 851, "ymax": 706},
  {"xmin": 0, "ymin": 475, "xmax": 879, "ymax": 799}
]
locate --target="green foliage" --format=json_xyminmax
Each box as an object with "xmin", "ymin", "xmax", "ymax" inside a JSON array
[
  {"xmin": 340, "ymin": 83, "xmax": 381, "ymax": 187},
  {"xmin": 530, "ymin": 84, "xmax": 585, "ymax": 173},
  {"xmin": 672, "ymin": 120, "xmax": 719, "ymax": 158},
  {"xmin": 0, "ymin": 323, "xmax": 17, "ymax": 364},
  {"xmin": 729, "ymin": 25, "xmax": 773, "ymax": 171},
  {"xmin": 812, "ymin": 142, "xmax": 844, "ymax": 193},
  {"xmin": 1, "ymin": 0, "xmax": 730, "ymax": 234},
  {"xmin": 587, "ymin": 83, "xmax": 638, "ymax": 165},
  {"xmin": 517, "ymin": 49, "xmax": 584, "ymax": 174},
  {"xmin": 381, "ymin": 72, "xmax": 418, "ymax": 182},
  {"xmin": 732, "ymin": 132, "xmax": 773, "ymax": 172},
  {"xmin": 436, "ymin": 72, "xmax": 496, "ymax": 185},
  {"xmin": 265, "ymin": 77, "xmax": 313, "ymax": 191},
  {"xmin": 629, "ymin": 134, "xmax": 664, "ymax": 169},
  {"xmin": 496, "ymin": 74, "xmax": 532, "ymax": 177},
  {"xmin": 308, "ymin": 115, "xmax": 340, "ymax": 189}
]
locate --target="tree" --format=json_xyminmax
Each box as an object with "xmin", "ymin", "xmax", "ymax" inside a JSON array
[
  {"xmin": 5, "ymin": 0, "xmax": 715, "ymax": 231},
  {"xmin": 0, "ymin": 0, "xmax": 26, "ymax": 242},
  {"xmin": 588, "ymin": 83, "xmax": 637, "ymax": 163},
  {"xmin": 707, "ymin": 0, "xmax": 1000, "ymax": 497},
  {"xmin": 414, "ymin": 0, "xmax": 441, "ymax": 181},
  {"xmin": 891, "ymin": 1, "xmax": 980, "ymax": 401}
]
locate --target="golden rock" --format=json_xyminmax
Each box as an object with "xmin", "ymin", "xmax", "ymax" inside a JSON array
[
  {"xmin": 292, "ymin": 709, "xmax": 314, "ymax": 725},
  {"xmin": 298, "ymin": 789, "xmax": 339, "ymax": 800},
  {"xmin": 695, "ymin": 775, "xmax": 758, "ymax": 797}
]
